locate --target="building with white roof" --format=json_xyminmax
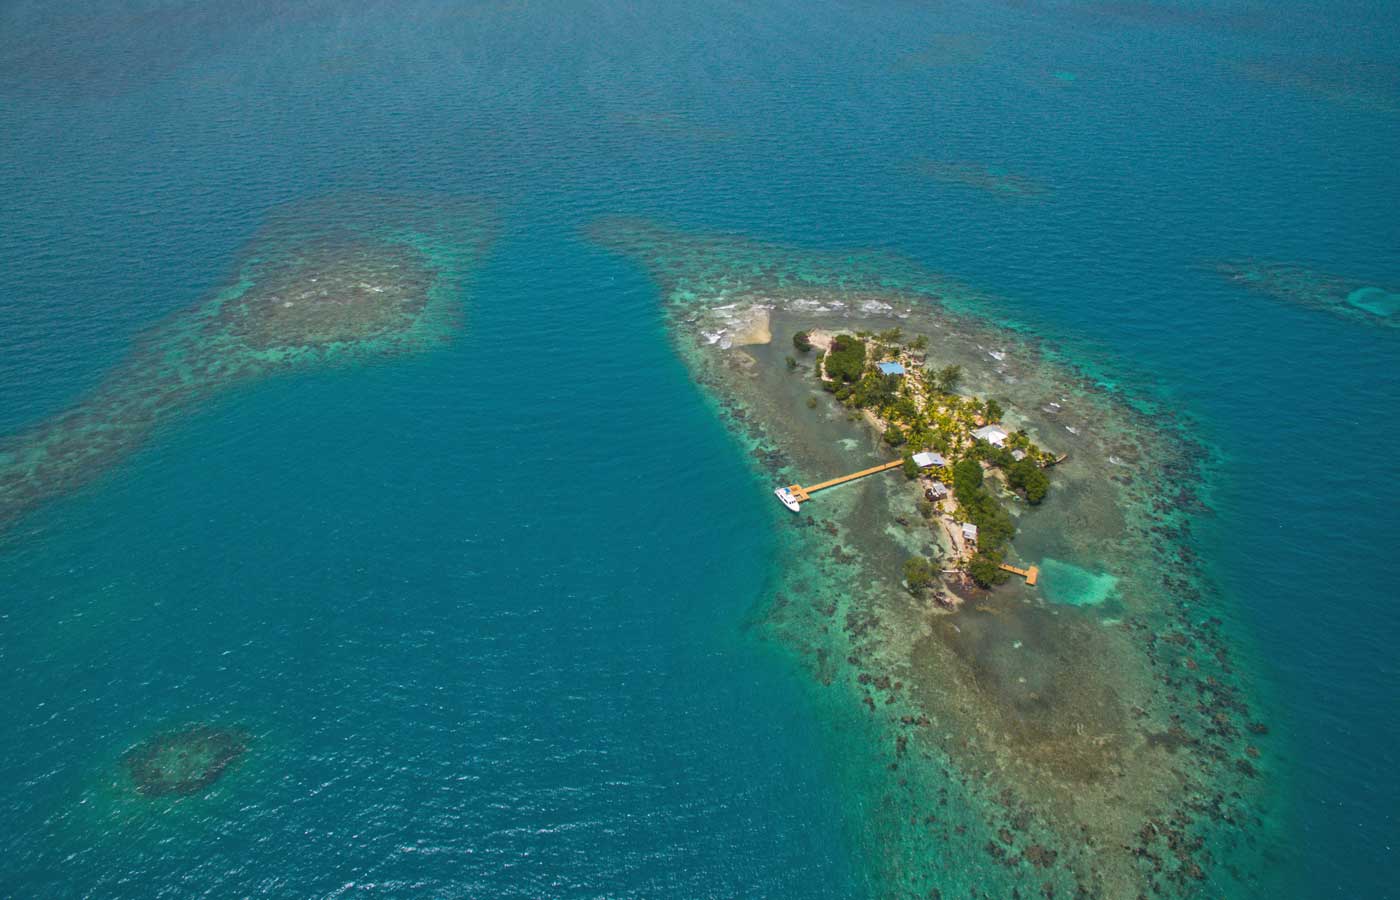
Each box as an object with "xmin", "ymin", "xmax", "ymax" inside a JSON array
[{"xmin": 971, "ymin": 424, "xmax": 1010, "ymax": 448}]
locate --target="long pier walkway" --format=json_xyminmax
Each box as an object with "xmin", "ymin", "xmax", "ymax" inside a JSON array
[{"xmin": 787, "ymin": 459, "xmax": 904, "ymax": 503}]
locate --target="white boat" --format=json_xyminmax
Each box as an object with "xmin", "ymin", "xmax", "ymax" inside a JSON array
[{"xmin": 774, "ymin": 486, "xmax": 802, "ymax": 512}]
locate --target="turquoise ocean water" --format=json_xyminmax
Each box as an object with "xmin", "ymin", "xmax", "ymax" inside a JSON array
[{"xmin": 1, "ymin": 1, "xmax": 1396, "ymax": 896}]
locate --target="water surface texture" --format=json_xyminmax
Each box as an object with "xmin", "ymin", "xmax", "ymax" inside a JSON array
[{"xmin": 1, "ymin": 1, "xmax": 1397, "ymax": 898}]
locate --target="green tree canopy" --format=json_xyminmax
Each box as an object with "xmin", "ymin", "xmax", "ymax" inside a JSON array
[
  {"xmin": 904, "ymin": 556, "xmax": 937, "ymax": 595},
  {"xmin": 852, "ymin": 371, "xmax": 899, "ymax": 408},
  {"xmin": 1007, "ymin": 458, "xmax": 1049, "ymax": 503},
  {"xmin": 825, "ymin": 334, "xmax": 867, "ymax": 383},
  {"xmin": 967, "ymin": 551, "xmax": 1010, "ymax": 588},
  {"xmin": 953, "ymin": 458, "xmax": 984, "ymax": 494}
]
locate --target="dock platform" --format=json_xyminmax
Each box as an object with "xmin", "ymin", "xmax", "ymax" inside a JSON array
[
  {"xmin": 998, "ymin": 563, "xmax": 1039, "ymax": 586},
  {"xmin": 787, "ymin": 459, "xmax": 904, "ymax": 503}
]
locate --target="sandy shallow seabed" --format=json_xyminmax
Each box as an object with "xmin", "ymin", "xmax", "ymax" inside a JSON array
[{"xmin": 593, "ymin": 220, "xmax": 1286, "ymax": 899}]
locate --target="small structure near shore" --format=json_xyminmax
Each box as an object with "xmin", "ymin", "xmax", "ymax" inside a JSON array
[
  {"xmin": 962, "ymin": 522, "xmax": 979, "ymax": 545},
  {"xmin": 999, "ymin": 562, "xmax": 1040, "ymax": 586}
]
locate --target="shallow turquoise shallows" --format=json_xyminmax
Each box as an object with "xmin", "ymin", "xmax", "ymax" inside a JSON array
[{"xmin": 1, "ymin": 1, "xmax": 1397, "ymax": 897}]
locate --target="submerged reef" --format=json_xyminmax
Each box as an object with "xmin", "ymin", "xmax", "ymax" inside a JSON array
[
  {"xmin": 122, "ymin": 724, "xmax": 250, "ymax": 798},
  {"xmin": 0, "ymin": 194, "xmax": 492, "ymax": 530},
  {"xmin": 1069, "ymin": 0, "xmax": 1269, "ymax": 32},
  {"xmin": 914, "ymin": 159, "xmax": 1049, "ymax": 200},
  {"xmin": 1217, "ymin": 260, "xmax": 1398, "ymax": 329},
  {"xmin": 609, "ymin": 110, "xmax": 735, "ymax": 144},
  {"xmin": 893, "ymin": 34, "xmax": 989, "ymax": 71},
  {"xmin": 592, "ymin": 219, "xmax": 1282, "ymax": 899},
  {"xmin": 1236, "ymin": 56, "xmax": 1400, "ymax": 116}
]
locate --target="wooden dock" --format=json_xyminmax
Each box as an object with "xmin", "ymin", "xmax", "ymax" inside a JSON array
[
  {"xmin": 787, "ymin": 459, "xmax": 904, "ymax": 503},
  {"xmin": 999, "ymin": 563, "xmax": 1039, "ymax": 586}
]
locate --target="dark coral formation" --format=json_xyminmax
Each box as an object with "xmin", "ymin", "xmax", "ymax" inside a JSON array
[
  {"xmin": 0, "ymin": 194, "xmax": 490, "ymax": 532},
  {"xmin": 1237, "ymin": 56, "xmax": 1400, "ymax": 116},
  {"xmin": 217, "ymin": 239, "xmax": 435, "ymax": 351},
  {"xmin": 1217, "ymin": 260, "xmax": 1398, "ymax": 330},
  {"xmin": 123, "ymin": 725, "xmax": 249, "ymax": 798},
  {"xmin": 915, "ymin": 159, "xmax": 1050, "ymax": 200}
]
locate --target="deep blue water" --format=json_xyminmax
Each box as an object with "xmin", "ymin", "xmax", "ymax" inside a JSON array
[{"xmin": 1, "ymin": 1, "xmax": 1397, "ymax": 897}]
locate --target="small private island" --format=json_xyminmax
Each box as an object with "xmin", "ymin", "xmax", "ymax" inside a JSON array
[{"xmin": 775, "ymin": 328, "xmax": 1060, "ymax": 599}]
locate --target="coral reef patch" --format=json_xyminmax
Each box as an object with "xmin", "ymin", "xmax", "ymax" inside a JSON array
[
  {"xmin": 0, "ymin": 193, "xmax": 492, "ymax": 531},
  {"xmin": 1217, "ymin": 259, "xmax": 1398, "ymax": 330},
  {"xmin": 1237, "ymin": 56, "xmax": 1400, "ymax": 116},
  {"xmin": 914, "ymin": 159, "xmax": 1050, "ymax": 200},
  {"xmin": 122, "ymin": 725, "xmax": 250, "ymax": 798}
]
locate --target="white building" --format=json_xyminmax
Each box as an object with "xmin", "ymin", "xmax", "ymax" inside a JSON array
[
  {"xmin": 962, "ymin": 522, "xmax": 979, "ymax": 544},
  {"xmin": 971, "ymin": 424, "xmax": 1010, "ymax": 448},
  {"xmin": 912, "ymin": 451, "xmax": 947, "ymax": 469}
]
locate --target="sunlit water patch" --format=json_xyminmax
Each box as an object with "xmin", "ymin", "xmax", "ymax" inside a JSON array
[
  {"xmin": 1345, "ymin": 286, "xmax": 1400, "ymax": 318},
  {"xmin": 1037, "ymin": 558, "xmax": 1119, "ymax": 607}
]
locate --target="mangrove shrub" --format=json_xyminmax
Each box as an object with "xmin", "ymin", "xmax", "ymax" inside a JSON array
[
  {"xmin": 825, "ymin": 335, "xmax": 867, "ymax": 384},
  {"xmin": 904, "ymin": 556, "xmax": 937, "ymax": 595},
  {"xmin": 1007, "ymin": 458, "xmax": 1049, "ymax": 503},
  {"xmin": 968, "ymin": 551, "xmax": 1011, "ymax": 588}
]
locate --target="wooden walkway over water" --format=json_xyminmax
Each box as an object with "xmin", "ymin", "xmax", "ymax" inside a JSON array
[
  {"xmin": 783, "ymin": 460, "xmax": 1043, "ymax": 589},
  {"xmin": 787, "ymin": 459, "xmax": 904, "ymax": 503},
  {"xmin": 999, "ymin": 563, "xmax": 1039, "ymax": 585}
]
